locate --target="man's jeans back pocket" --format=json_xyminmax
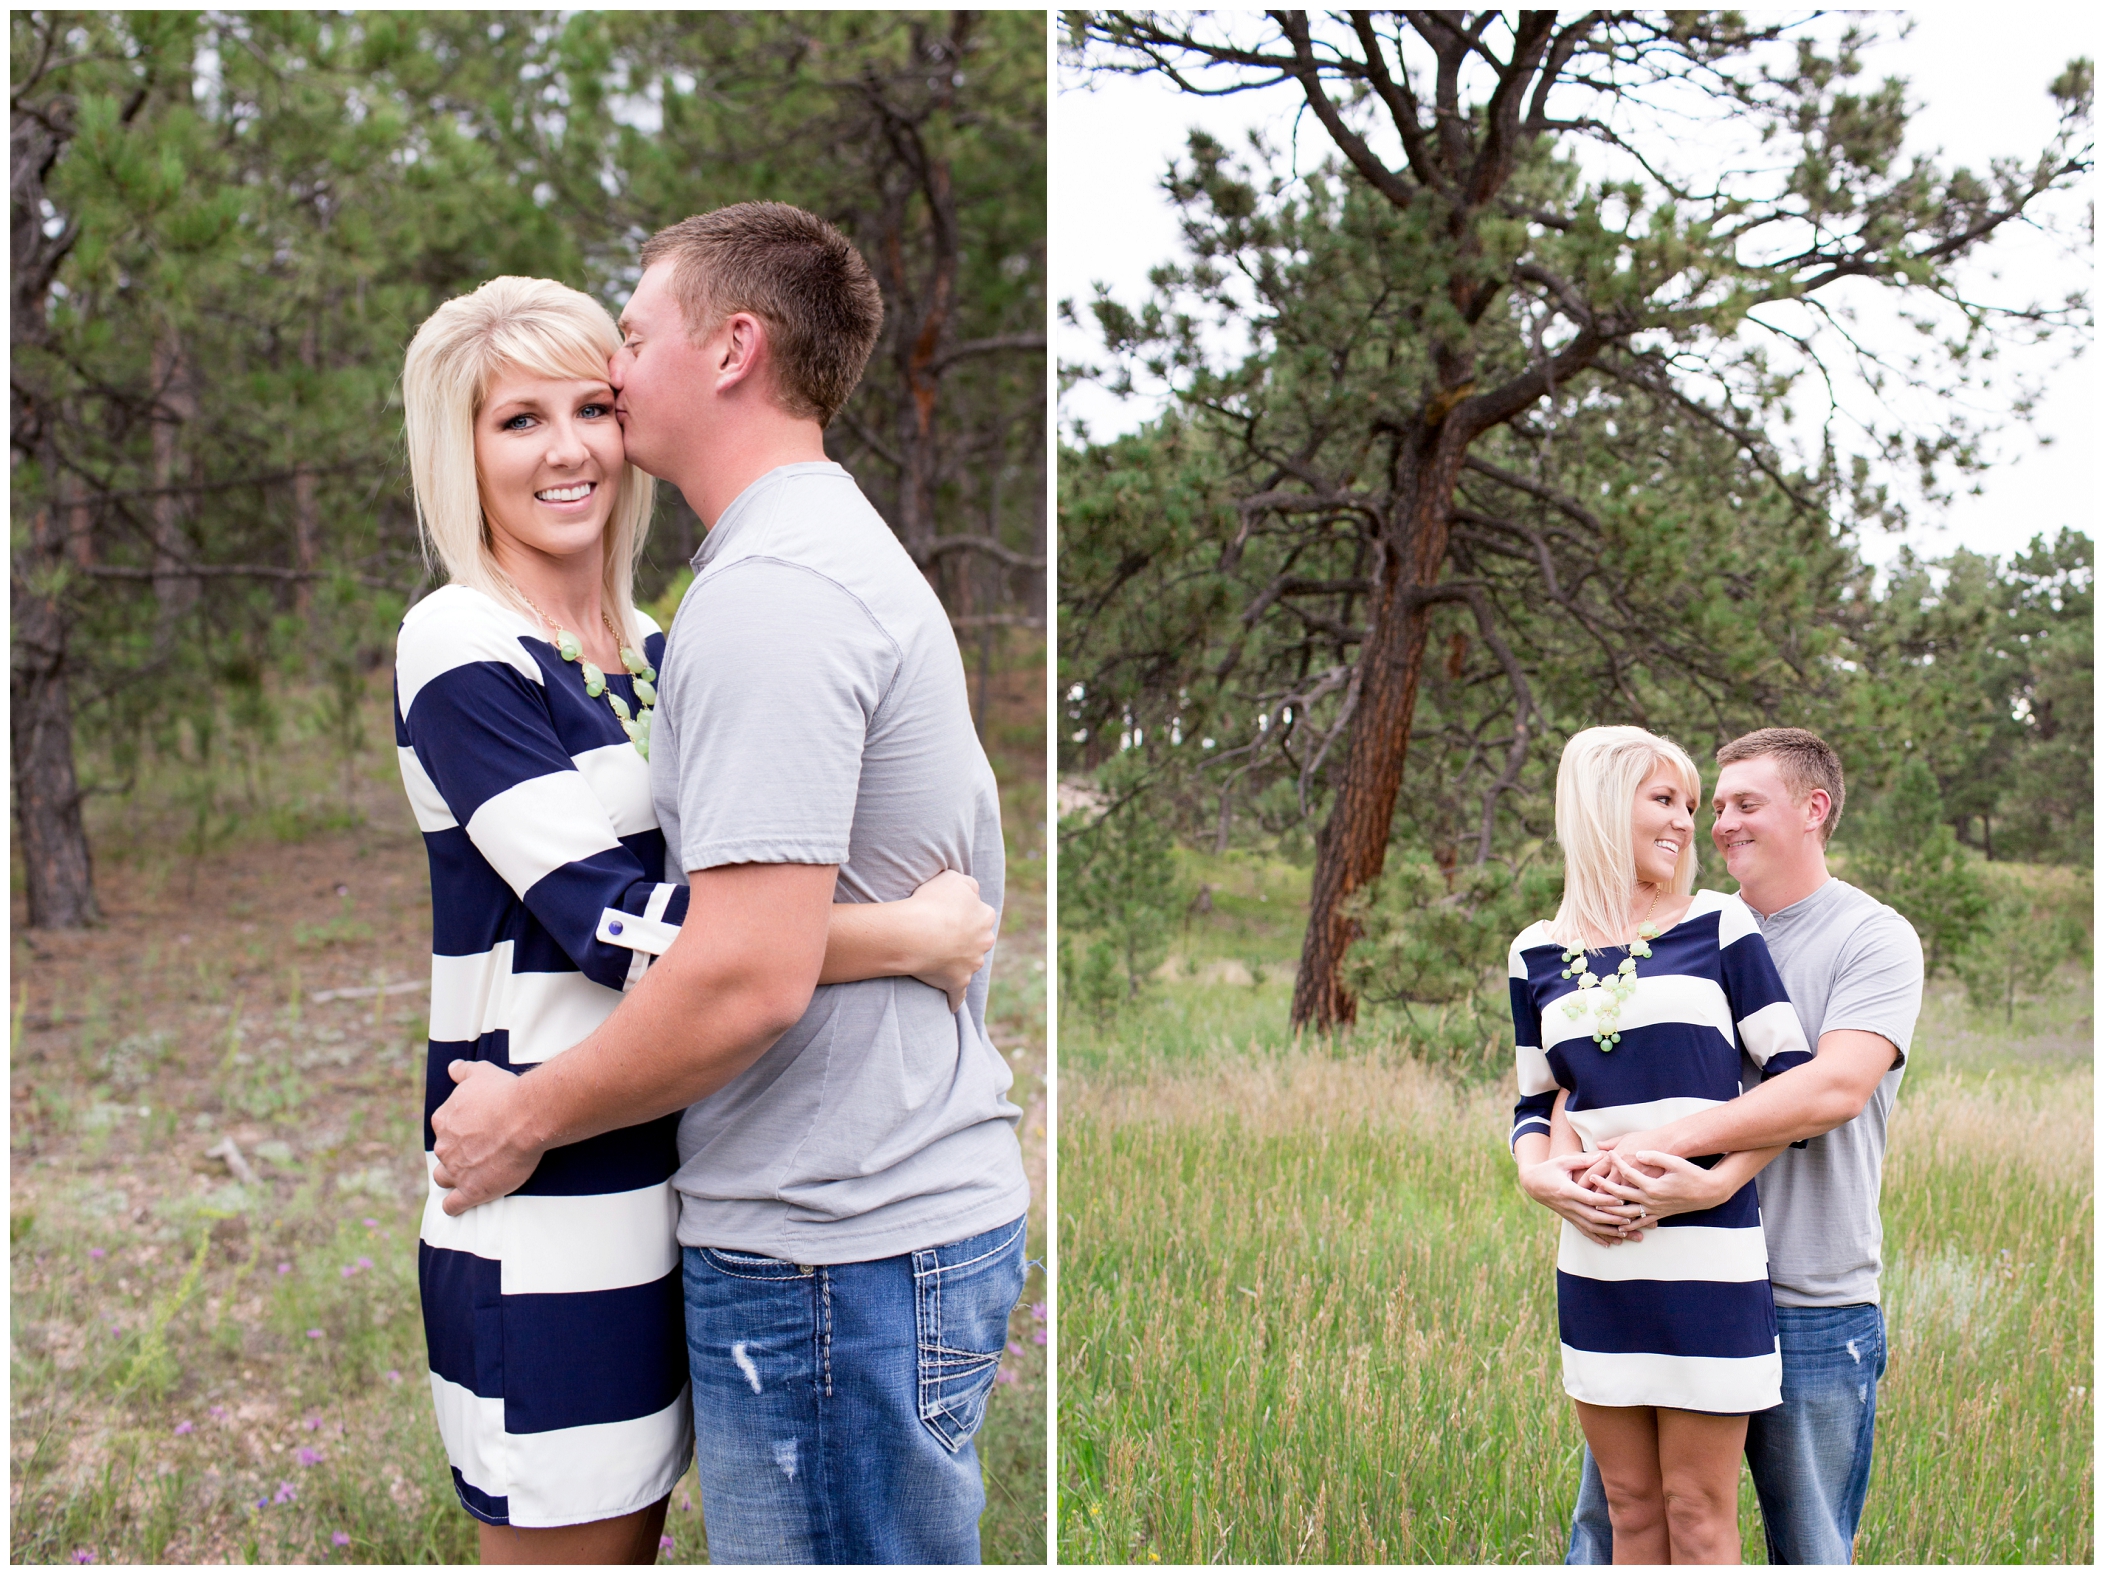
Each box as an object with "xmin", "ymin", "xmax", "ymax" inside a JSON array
[{"xmin": 912, "ymin": 1217, "xmax": 1026, "ymax": 1453}]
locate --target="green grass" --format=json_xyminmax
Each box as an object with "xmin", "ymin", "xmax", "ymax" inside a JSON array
[{"xmin": 1058, "ymin": 852, "xmax": 2092, "ymax": 1563}]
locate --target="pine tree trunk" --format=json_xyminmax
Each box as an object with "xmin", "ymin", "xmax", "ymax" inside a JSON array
[
  {"xmin": 12, "ymin": 70, "xmax": 99, "ymax": 928},
  {"xmin": 293, "ymin": 321, "xmax": 318, "ymax": 615},
  {"xmin": 150, "ymin": 324, "xmax": 199, "ymax": 643},
  {"xmin": 1290, "ymin": 431, "xmax": 1467, "ymax": 1030},
  {"xmin": 12, "ymin": 498, "xmax": 100, "ymax": 928}
]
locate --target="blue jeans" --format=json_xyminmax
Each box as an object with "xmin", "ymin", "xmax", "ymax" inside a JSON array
[
  {"xmin": 682, "ymin": 1216, "xmax": 1026, "ymax": 1564},
  {"xmin": 1567, "ymin": 1303, "xmax": 1888, "ymax": 1565}
]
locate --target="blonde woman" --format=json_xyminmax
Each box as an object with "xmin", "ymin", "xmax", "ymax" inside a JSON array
[
  {"xmin": 395, "ymin": 276, "xmax": 995, "ymax": 1562},
  {"xmin": 1507, "ymin": 726, "xmax": 1810, "ymax": 1563}
]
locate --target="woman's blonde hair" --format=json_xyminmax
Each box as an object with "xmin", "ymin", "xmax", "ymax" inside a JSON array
[
  {"xmin": 1547, "ymin": 725, "xmax": 1702, "ymax": 950},
  {"xmin": 401, "ymin": 276, "xmax": 654, "ymax": 643}
]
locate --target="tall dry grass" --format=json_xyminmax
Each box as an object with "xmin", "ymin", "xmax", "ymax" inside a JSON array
[{"xmin": 1060, "ymin": 986, "xmax": 2092, "ymax": 1563}]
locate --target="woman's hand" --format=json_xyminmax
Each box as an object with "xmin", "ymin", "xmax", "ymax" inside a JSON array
[
  {"xmin": 902, "ymin": 870, "xmax": 998, "ymax": 1012},
  {"xmin": 1599, "ymin": 1147, "xmax": 1767, "ymax": 1227},
  {"xmin": 1518, "ymin": 1151, "xmax": 1649, "ymax": 1246}
]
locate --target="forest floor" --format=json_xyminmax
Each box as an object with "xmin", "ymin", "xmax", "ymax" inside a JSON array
[{"xmin": 11, "ymin": 645, "xmax": 1047, "ymax": 1565}]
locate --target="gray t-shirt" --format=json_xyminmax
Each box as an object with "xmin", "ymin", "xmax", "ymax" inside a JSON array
[
  {"xmin": 1741, "ymin": 876, "xmax": 1923, "ymax": 1307},
  {"xmin": 650, "ymin": 461, "xmax": 1029, "ymax": 1264}
]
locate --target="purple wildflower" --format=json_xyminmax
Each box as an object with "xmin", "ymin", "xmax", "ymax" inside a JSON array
[
  {"xmin": 174, "ymin": 1420, "xmax": 194, "ymax": 1436},
  {"xmin": 305, "ymin": 1328, "xmax": 324, "ymax": 1340},
  {"xmin": 362, "ymin": 1218, "xmax": 378, "ymax": 1228},
  {"xmin": 995, "ymin": 1366, "xmax": 1019, "ymax": 1386},
  {"xmin": 384, "ymin": 1369, "xmax": 402, "ymax": 1383},
  {"xmin": 297, "ymin": 1447, "xmax": 324, "ymax": 1467},
  {"xmin": 1008, "ymin": 1341, "xmax": 1024, "ymax": 1356},
  {"xmin": 1033, "ymin": 1328, "xmax": 1047, "ymax": 1346},
  {"xmin": 303, "ymin": 1416, "xmax": 323, "ymax": 1431},
  {"xmin": 70, "ymin": 1550, "xmax": 95, "ymax": 1564},
  {"xmin": 1030, "ymin": 1302, "xmax": 1046, "ymax": 1321},
  {"xmin": 274, "ymin": 1481, "xmax": 298, "ymax": 1504},
  {"xmin": 332, "ymin": 1532, "xmax": 351, "ymax": 1548},
  {"xmin": 89, "ymin": 1248, "xmax": 105, "ymax": 1260},
  {"xmin": 210, "ymin": 1405, "xmax": 228, "ymax": 1420},
  {"xmin": 659, "ymin": 1535, "xmax": 675, "ymax": 1553},
  {"xmin": 277, "ymin": 1263, "xmax": 293, "ymax": 1275},
  {"xmin": 356, "ymin": 1256, "xmax": 373, "ymax": 1271}
]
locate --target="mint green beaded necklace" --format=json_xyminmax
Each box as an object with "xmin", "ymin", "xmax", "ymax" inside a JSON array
[
  {"xmin": 507, "ymin": 583, "xmax": 658, "ymax": 758},
  {"xmin": 1558, "ymin": 886, "xmax": 1662, "ymax": 1051}
]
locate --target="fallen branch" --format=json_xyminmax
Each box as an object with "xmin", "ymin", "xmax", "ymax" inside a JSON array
[{"xmin": 204, "ymin": 1136, "xmax": 259, "ymax": 1186}]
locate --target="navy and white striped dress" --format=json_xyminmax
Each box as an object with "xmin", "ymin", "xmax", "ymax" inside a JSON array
[
  {"xmin": 394, "ymin": 584, "xmax": 692, "ymax": 1527},
  {"xmin": 1508, "ymin": 888, "xmax": 1810, "ymax": 1414}
]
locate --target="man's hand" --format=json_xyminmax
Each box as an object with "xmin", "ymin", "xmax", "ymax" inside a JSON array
[
  {"xmin": 906, "ymin": 870, "xmax": 998, "ymax": 1012},
  {"xmin": 1597, "ymin": 1149, "xmax": 1735, "ymax": 1223},
  {"xmin": 1518, "ymin": 1151, "xmax": 1648, "ymax": 1246},
  {"xmin": 430, "ymin": 1060, "xmax": 546, "ymax": 1216},
  {"xmin": 1594, "ymin": 1124, "xmax": 1677, "ymax": 1161}
]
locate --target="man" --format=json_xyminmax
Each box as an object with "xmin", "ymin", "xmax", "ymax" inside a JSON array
[
  {"xmin": 430, "ymin": 202, "xmax": 1030, "ymax": 1563},
  {"xmin": 1518, "ymin": 727, "xmax": 1923, "ymax": 1564}
]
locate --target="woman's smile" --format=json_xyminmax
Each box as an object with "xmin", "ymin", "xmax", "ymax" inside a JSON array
[{"xmin": 535, "ymin": 480, "xmax": 598, "ymax": 505}]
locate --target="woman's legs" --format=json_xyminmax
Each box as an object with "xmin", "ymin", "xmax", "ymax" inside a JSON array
[
  {"xmin": 1577, "ymin": 1401, "xmax": 1750, "ymax": 1565},
  {"xmin": 1656, "ymin": 1408, "xmax": 1748, "ymax": 1564},
  {"xmin": 475, "ymin": 1494, "xmax": 669, "ymax": 1565},
  {"xmin": 1574, "ymin": 1402, "xmax": 1668, "ymax": 1565}
]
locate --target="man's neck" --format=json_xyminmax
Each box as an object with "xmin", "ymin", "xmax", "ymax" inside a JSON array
[
  {"xmin": 676, "ymin": 423, "xmax": 830, "ymax": 530},
  {"xmin": 1740, "ymin": 852, "xmax": 1831, "ymax": 919}
]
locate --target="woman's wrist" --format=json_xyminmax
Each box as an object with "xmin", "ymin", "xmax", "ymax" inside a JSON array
[{"xmin": 892, "ymin": 893, "xmax": 941, "ymax": 977}]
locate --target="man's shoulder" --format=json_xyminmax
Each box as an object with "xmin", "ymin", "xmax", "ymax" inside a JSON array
[
  {"xmin": 702, "ymin": 465, "xmax": 904, "ymax": 575},
  {"xmin": 1790, "ymin": 879, "xmax": 1923, "ymax": 979},
  {"xmin": 689, "ymin": 479, "xmax": 945, "ymax": 656},
  {"xmin": 1824, "ymin": 880, "xmax": 1921, "ymax": 945}
]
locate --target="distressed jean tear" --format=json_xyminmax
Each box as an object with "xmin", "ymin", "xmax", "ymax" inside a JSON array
[{"xmin": 732, "ymin": 1341, "xmax": 762, "ymax": 1395}]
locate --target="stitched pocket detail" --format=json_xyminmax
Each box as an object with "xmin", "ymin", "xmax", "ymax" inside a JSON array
[
  {"xmin": 698, "ymin": 1247, "xmax": 813, "ymax": 1282},
  {"xmin": 913, "ymin": 1219, "xmax": 1026, "ymax": 1453}
]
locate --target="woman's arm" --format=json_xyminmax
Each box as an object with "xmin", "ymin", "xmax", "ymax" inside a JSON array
[
  {"xmin": 1549, "ymin": 1088, "xmax": 1584, "ymax": 1158},
  {"xmin": 398, "ymin": 610, "xmax": 691, "ymax": 993},
  {"xmin": 819, "ymin": 870, "xmax": 997, "ymax": 1011}
]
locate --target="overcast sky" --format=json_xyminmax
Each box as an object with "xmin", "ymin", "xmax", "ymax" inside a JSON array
[{"xmin": 1053, "ymin": 13, "xmax": 2097, "ymax": 571}]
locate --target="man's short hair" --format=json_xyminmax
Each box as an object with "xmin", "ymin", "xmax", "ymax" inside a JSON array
[
  {"xmin": 1716, "ymin": 726, "xmax": 1846, "ymax": 845},
  {"xmin": 639, "ymin": 202, "xmax": 883, "ymax": 426}
]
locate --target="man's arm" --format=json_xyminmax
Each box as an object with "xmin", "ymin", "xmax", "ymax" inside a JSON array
[
  {"xmin": 1599, "ymin": 1028, "xmax": 1899, "ymax": 1160},
  {"xmin": 1597, "ymin": 1140, "xmax": 1789, "ymax": 1222},
  {"xmin": 431, "ymin": 862, "xmax": 835, "ymax": 1213}
]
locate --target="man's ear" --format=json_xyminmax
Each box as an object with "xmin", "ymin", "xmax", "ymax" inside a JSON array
[
  {"xmin": 1802, "ymin": 788, "xmax": 1831, "ymax": 834},
  {"xmin": 713, "ymin": 310, "xmax": 769, "ymax": 395}
]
